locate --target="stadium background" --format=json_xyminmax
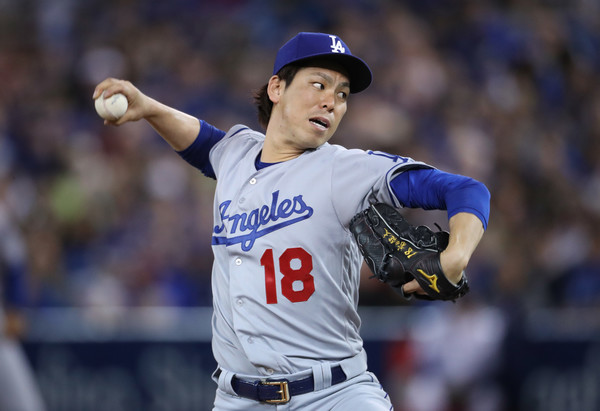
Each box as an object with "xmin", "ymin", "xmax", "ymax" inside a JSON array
[{"xmin": 1, "ymin": 0, "xmax": 599, "ymax": 410}]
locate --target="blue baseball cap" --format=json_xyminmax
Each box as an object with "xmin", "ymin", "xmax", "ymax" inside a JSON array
[{"xmin": 273, "ymin": 32, "xmax": 372, "ymax": 93}]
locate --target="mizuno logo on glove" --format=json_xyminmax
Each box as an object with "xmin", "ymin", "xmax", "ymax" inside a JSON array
[{"xmin": 417, "ymin": 269, "xmax": 440, "ymax": 293}]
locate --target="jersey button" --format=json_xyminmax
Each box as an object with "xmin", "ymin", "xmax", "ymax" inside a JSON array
[
  {"xmin": 235, "ymin": 258, "xmax": 242, "ymax": 266},
  {"xmin": 236, "ymin": 298, "xmax": 244, "ymax": 306},
  {"xmin": 266, "ymin": 369, "xmax": 274, "ymax": 375},
  {"xmin": 249, "ymin": 178, "xmax": 257, "ymax": 185},
  {"xmin": 247, "ymin": 337, "xmax": 254, "ymax": 344}
]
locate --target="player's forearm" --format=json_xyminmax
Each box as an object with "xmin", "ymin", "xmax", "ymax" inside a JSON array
[
  {"xmin": 144, "ymin": 98, "xmax": 200, "ymax": 151},
  {"xmin": 440, "ymin": 212, "xmax": 485, "ymax": 283},
  {"xmin": 93, "ymin": 78, "xmax": 200, "ymax": 151}
]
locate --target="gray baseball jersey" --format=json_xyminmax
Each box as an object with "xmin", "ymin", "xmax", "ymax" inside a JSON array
[{"xmin": 209, "ymin": 125, "xmax": 427, "ymax": 377}]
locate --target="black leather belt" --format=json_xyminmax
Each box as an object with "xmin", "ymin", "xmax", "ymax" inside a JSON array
[{"xmin": 216, "ymin": 366, "xmax": 347, "ymax": 404}]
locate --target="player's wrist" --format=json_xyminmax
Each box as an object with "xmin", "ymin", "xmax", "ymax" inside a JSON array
[
  {"xmin": 139, "ymin": 95, "xmax": 164, "ymax": 119},
  {"xmin": 439, "ymin": 249, "xmax": 468, "ymax": 284}
]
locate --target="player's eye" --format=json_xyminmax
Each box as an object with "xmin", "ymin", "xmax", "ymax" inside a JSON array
[
  {"xmin": 313, "ymin": 82, "xmax": 325, "ymax": 90},
  {"xmin": 338, "ymin": 91, "xmax": 348, "ymax": 100}
]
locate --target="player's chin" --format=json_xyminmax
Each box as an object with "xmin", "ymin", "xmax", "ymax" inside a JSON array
[
  {"xmin": 307, "ymin": 127, "xmax": 336, "ymax": 146},
  {"xmin": 306, "ymin": 136, "xmax": 331, "ymax": 149}
]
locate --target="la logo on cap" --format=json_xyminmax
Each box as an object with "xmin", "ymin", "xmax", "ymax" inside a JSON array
[
  {"xmin": 329, "ymin": 35, "xmax": 346, "ymax": 53},
  {"xmin": 273, "ymin": 32, "xmax": 373, "ymax": 93}
]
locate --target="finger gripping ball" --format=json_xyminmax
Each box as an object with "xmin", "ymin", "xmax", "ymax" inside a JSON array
[{"xmin": 95, "ymin": 92, "xmax": 128, "ymax": 120}]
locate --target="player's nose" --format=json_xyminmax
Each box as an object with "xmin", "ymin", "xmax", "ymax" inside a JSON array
[{"xmin": 320, "ymin": 91, "xmax": 335, "ymax": 111}]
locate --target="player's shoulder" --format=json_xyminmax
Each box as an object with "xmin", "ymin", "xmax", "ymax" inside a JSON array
[
  {"xmin": 315, "ymin": 142, "xmax": 360, "ymax": 156},
  {"xmin": 210, "ymin": 124, "xmax": 264, "ymax": 164},
  {"xmin": 313, "ymin": 144, "xmax": 386, "ymax": 170},
  {"xmin": 225, "ymin": 124, "xmax": 265, "ymax": 142},
  {"xmin": 214, "ymin": 124, "xmax": 264, "ymax": 152},
  {"xmin": 318, "ymin": 143, "xmax": 380, "ymax": 161},
  {"xmin": 321, "ymin": 144, "xmax": 433, "ymax": 177}
]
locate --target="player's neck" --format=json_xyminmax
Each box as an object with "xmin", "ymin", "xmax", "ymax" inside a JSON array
[{"xmin": 261, "ymin": 133, "xmax": 305, "ymax": 163}]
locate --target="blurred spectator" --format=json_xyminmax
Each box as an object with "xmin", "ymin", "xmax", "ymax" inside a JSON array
[{"xmin": 0, "ymin": 184, "xmax": 46, "ymax": 411}]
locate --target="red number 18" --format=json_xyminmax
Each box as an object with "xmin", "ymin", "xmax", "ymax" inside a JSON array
[{"xmin": 260, "ymin": 247, "xmax": 315, "ymax": 304}]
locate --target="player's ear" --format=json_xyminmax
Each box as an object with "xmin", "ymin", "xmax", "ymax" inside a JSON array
[{"xmin": 267, "ymin": 75, "xmax": 283, "ymax": 104}]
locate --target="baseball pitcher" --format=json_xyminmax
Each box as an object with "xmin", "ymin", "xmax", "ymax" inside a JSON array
[{"xmin": 93, "ymin": 32, "xmax": 490, "ymax": 410}]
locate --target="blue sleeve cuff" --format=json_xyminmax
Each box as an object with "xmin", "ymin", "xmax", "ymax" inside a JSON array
[
  {"xmin": 445, "ymin": 184, "xmax": 491, "ymax": 230},
  {"xmin": 176, "ymin": 120, "xmax": 226, "ymax": 179},
  {"xmin": 448, "ymin": 206, "xmax": 489, "ymax": 231}
]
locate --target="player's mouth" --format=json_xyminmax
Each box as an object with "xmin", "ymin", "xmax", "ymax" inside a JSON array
[{"xmin": 309, "ymin": 117, "xmax": 330, "ymax": 130}]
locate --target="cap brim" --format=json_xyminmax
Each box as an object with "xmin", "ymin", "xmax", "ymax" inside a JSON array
[{"xmin": 278, "ymin": 53, "xmax": 372, "ymax": 94}]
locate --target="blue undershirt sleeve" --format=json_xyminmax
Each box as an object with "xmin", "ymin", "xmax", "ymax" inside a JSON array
[
  {"xmin": 176, "ymin": 120, "xmax": 226, "ymax": 179},
  {"xmin": 390, "ymin": 168, "xmax": 490, "ymax": 230}
]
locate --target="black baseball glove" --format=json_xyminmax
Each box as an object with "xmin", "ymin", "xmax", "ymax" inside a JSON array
[{"xmin": 349, "ymin": 203, "xmax": 469, "ymax": 301}]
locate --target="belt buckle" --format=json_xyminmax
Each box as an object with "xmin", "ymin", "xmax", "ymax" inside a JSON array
[{"xmin": 263, "ymin": 380, "xmax": 290, "ymax": 404}]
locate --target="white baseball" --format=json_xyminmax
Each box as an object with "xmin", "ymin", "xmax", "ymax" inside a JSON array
[{"xmin": 95, "ymin": 92, "xmax": 128, "ymax": 121}]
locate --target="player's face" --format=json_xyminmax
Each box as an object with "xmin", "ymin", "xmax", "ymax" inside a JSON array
[{"xmin": 274, "ymin": 66, "xmax": 349, "ymax": 150}]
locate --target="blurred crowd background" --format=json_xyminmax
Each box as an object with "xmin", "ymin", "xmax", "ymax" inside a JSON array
[{"xmin": 1, "ymin": 0, "xmax": 600, "ymax": 410}]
